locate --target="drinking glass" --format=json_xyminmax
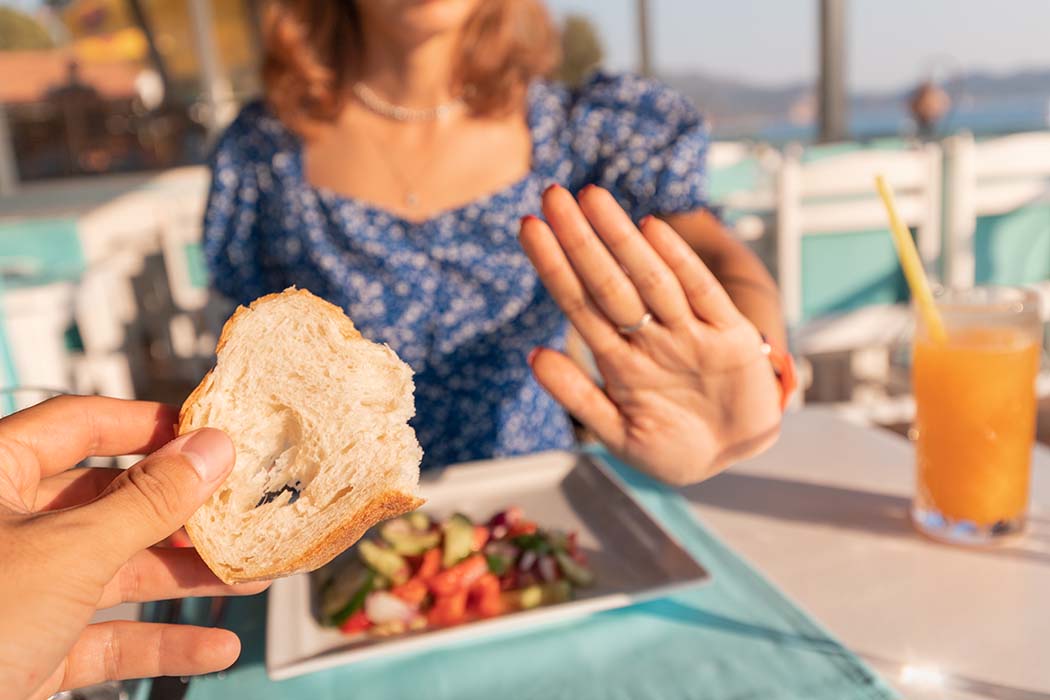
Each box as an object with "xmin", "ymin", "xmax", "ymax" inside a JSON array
[{"xmin": 912, "ymin": 286, "xmax": 1043, "ymax": 544}]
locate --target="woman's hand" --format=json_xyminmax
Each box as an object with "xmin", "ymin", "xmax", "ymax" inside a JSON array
[
  {"xmin": 520, "ymin": 185, "xmax": 782, "ymax": 485},
  {"xmin": 0, "ymin": 396, "xmax": 267, "ymax": 700}
]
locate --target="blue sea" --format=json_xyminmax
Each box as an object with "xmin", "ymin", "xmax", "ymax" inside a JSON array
[{"xmin": 713, "ymin": 94, "xmax": 1050, "ymax": 143}]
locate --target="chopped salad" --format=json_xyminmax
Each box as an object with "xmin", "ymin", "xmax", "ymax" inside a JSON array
[{"xmin": 317, "ymin": 507, "xmax": 595, "ymax": 636}]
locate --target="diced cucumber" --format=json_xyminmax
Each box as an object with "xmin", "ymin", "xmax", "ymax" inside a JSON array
[
  {"xmin": 319, "ymin": 563, "xmax": 369, "ymax": 619},
  {"xmin": 359, "ymin": 540, "xmax": 409, "ymax": 584},
  {"xmin": 406, "ymin": 511, "xmax": 431, "ymax": 531},
  {"xmin": 442, "ymin": 513, "xmax": 474, "ymax": 568},
  {"xmin": 547, "ymin": 530, "xmax": 570, "ymax": 552},
  {"xmin": 380, "ymin": 519, "xmax": 441, "ymax": 556},
  {"xmin": 542, "ymin": 580, "xmax": 572, "ymax": 604},
  {"xmin": 520, "ymin": 585, "xmax": 544, "ymax": 610},
  {"xmin": 554, "ymin": 550, "xmax": 595, "ymax": 587},
  {"xmin": 502, "ymin": 580, "xmax": 572, "ymax": 612},
  {"xmin": 328, "ymin": 571, "xmax": 375, "ymax": 626}
]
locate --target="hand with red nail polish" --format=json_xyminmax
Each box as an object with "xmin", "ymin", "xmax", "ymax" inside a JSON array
[
  {"xmin": 520, "ymin": 184, "xmax": 782, "ymax": 486},
  {"xmin": 0, "ymin": 396, "xmax": 267, "ymax": 700}
]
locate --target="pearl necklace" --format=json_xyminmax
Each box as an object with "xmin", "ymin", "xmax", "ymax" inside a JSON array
[{"xmin": 351, "ymin": 82, "xmax": 464, "ymax": 122}]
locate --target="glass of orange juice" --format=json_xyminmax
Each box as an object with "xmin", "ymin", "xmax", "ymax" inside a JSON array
[{"xmin": 912, "ymin": 286, "xmax": 1043, "ymax": 545}]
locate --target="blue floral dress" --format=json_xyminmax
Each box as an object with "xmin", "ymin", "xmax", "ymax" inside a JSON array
[{"xmin": 204, "ymin": 72, "xmax": 711, "ymax": 470}]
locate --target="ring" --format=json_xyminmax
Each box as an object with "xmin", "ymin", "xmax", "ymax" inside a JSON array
[{"xmin": 618, "ymin": 312, "xmax": 653, "ymax": 335}]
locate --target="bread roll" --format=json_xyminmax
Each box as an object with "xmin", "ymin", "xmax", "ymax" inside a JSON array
[{"xmin": 180, "ymin": 288, "xmax": 423, "ymax": 584}]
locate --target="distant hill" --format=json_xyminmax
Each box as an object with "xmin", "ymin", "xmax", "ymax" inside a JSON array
[
  {"xmin": 660, "ymin": 72, "xmax": 806, "ymax": 117},
  {"xmin": 661, "ymin": 67, "xmax": 1050, "ymax": 137}
]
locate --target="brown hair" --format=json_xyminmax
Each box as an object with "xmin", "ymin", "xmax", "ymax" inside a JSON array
[{"xmin": 262, "ymin": 0, "xmax": 561, "ymax": 134}]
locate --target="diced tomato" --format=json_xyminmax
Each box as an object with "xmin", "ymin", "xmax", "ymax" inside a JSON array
[
  {"xmin": 477, "ymin": 594, "xmax": 503, "ymax": 618},
  {"xmin": 566, "ymin": 531, "xmax": 578, "ymax": 555},
  {"xmin": 507, "ymin": 521, "xmax": 537, "ymax": 537},
  {"xmin": 471, "ymin": 525, "xmax": 490, "ymax": 551},
  {"xmin": 469, "ymin": 573, "xmax": 503, "ymax": 618},
  {"xmin": 339, "ymin": 609, "xmax": 372, "ymax": 635},
  {"xmin": 391, "ymin": 578, "xmax": 428, "ymax": 606},
  {"xmin": 468, "ymin": 573, "xmax": 500, "ymax": 601},
  {"xmin": 427, "ymin": 589, "xmax": 468, "ymax": 627},
  {"xmin": 429, "ymin": 554, "xmax": 488, "ymax": 596},
  {"xmin": 416, "ymin": 547, "xmax": 441, "ymax": 580}
]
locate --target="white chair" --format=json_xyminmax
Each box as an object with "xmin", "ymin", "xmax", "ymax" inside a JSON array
[
  {"xmin": 74, "ymin": 166, "xmax": 216, "ymax": 395},
  {"xmin": 943, "ymin": 130, "xmax": 1050, "ymax": 320},
  {"xmin": 707, "ymin": 140, "xmax": 780, "ymax": 244},
  {"xmin": 154, "ymin": 167, "xmax": 229, "ymax": 379},
  {"xmin": 157, "ymin": 167, "xmax": 211, "ymax": 314},
  {"xmin": 76, "ymin": 189, "xmax": 166, "ymax": 400},
  {"xmin": 0, "ymin": 282, "xmax": 76, "ymax": 395},
  {"xmin": 775, "ymin": 142, "xmax": 943, "ymax": 401}
]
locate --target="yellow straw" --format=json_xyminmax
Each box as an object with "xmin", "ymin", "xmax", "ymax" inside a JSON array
[{"xmin": 874, "ymin": 175, "xmax": 947, "ymax": 344}]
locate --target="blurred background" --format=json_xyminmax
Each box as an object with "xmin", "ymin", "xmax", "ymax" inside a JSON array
[{"xmin": 0, "ymin": 0, "xmax": 1047, "ymax": 442}]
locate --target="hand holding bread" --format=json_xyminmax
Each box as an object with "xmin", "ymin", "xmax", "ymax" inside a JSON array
[
  {"xmin": 0, "ymin": 397, "xmax": 266, "ymax": 700},
  {"xmin": 0, "ymin": 289, "xmax": 424, "ymax": 698}
]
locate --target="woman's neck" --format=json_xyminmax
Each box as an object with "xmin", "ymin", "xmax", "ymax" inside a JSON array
[{"xmin": 356, "ymin": 31, "xmax": 459, "ymax": 108}]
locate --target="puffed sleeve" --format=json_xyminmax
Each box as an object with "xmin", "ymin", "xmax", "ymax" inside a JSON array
[
  {"xmin": 567, "ymin": 72, "xmax": 711, "ymax": 221},
  {"xmin": 202, "ymin": 102, "xmax": 279, "ymax": 305}
]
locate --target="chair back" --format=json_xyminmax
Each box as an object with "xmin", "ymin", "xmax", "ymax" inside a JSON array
[{"xmin": 776, "ymin": 142, "xmax": 943, "ymax": 327}]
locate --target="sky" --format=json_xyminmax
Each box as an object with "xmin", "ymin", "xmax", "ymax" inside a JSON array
[
  {"xmin": 545, "ymin": 0, "xmax": 1050, "ymax": 92},
  {"xmin": 6, "ymin": 0, "xmax": 1050, "ymax": 92}
]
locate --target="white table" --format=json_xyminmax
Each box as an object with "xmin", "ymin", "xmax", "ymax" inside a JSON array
[{"xmin": 681, "ymin": 408, "xmax": 1050, "ymax": 700}]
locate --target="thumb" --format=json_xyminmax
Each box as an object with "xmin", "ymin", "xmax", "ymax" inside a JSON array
[{"xmin": 68, "ymin": 428, "xmax": 234, "ymax": 573}]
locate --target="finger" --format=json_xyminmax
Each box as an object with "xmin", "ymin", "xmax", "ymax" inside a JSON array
[
  {"xmin": 577, "ymin": 186, "xmax": 692, "ymax": 326},
  {"xmin": 541, "ymin": 184, "xmax": 649, "ymax": 328},
  {"xmin": 0, "ymin": 396, "xmax": 177, "ymax": 480},
  {"xmin": 98, "ymin": 547, "xmax": 269, "ymax": 608},
  {"xmin": 50, "ymin": 621, "xmax": 239, "ymax": 694},
  {"xmin": 520, "ymin": 215, "xmax": 625, "ymax": 356},
  {"xmin": 33, "ymin": 467, "xmax": 123, "ymax": 511},
  {"xmin": 56, "ymin": 428, "xmax": 234, "ymax": 574},
  {"xmin": 641, "ymin": 216, "xmax": 742, "ymax": 327},
  {"xmin": 529, "ymin": 348, "xmax": 626, "ymax": 451}
]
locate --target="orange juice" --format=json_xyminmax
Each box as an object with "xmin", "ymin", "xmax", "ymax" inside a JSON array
[{"xmin": 914, "ymin": 326, "xmax": 1040, "ymax": 529}]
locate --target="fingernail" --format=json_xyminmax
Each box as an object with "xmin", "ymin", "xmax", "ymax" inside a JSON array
[
  {"xmin": 527, "ymin": 347, "xmax": 540, "ymax": 366},
  {"xmin": 543, "ymin": 183, "xmax": 561, "ymax": 197},
  {"xmin": 639, "ymin": 215, "xmax": 653, "ymax": 228},
  {"xmin": 580, "ymin": 183, "xmax": 598, "ymax": 196},
  {"xmin": 520, "ymin": 214, "xmax": 539, "ymax": 228},
  {"xmin": 179, "ymin": 428, "xmax": 235, "ymax": 482}
]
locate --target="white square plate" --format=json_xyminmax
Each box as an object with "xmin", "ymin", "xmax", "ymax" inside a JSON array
[{"xmin": 265, "ymin": 450, "xmax": 709, "ymax": 680}]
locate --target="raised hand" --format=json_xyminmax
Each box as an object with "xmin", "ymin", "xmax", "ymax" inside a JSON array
[{"xmin": 520, "ymin": 184, "xmax": 781, "ymax": 485}]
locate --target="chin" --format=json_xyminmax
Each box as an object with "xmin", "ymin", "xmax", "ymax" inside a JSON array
[{"xmin": 359, "ymin": 0, "xmax": 481, "ymax": 41}]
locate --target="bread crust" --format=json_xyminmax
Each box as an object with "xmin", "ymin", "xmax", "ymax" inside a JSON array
[
  {"xmin": 179, "ymin": 287, "xmax": 422, "ymax": 585},
  {"xmin": 184, "ymin": 489, "xmax": 424, "ymax": 584}
]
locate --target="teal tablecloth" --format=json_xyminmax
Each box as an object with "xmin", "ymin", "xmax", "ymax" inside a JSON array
[{"xmin": 184, "ymin": 451, "xmax": 897, "ymax": 700}]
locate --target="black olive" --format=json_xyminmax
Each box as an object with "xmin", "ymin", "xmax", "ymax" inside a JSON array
[{"xmin": 255, "ymin": 479, "xmax": 303, "ymax": 508}]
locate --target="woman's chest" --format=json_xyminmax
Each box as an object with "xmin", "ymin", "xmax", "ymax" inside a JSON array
[
  {"xmin": 259, "ymin": 177, "xmax": 559, "ymax": 358},
  {"xmin": 302, "ymin": 111, "xmax": 533, "ymax": 223}
]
